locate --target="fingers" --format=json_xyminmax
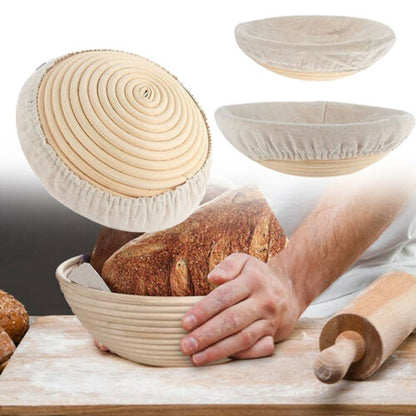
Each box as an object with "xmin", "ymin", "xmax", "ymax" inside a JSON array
[
  {"xmin": 182, "ymin": 275, "xmax": 251, "ymax": 331},
  {"xmin": 190, "ymin": 320, "xmax": 273, "ymax": 366},
  {"xmin": 207, "ymin": 253, "xmax": 250, "ymax": 286},
  {"xmin": 231, "ymin": 336, "xmax": 275, "ymax": 360},
  {"xmin": 273, "ymin": 324, "xmax": 296, "ymax": 343},
  {"xmin": 181, "ymin": 298, "xmax": 260, "ymax": 355},
  {"xmin": 94, "ymin": 339, "xmax": 109, "ymax": 352}
]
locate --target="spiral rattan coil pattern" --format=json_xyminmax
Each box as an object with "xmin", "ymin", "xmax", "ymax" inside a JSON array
[
  {"xmin": 57, "ymin": 256, "xmax": 229, "ymax": 367},
  {"xmin": 37, "ymin": 50, "xmax": 210, "ymax": 197}
]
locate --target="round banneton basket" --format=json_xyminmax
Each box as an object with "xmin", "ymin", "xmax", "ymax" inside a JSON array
[
  {"xmin": 235, "ymin": 16, "xmax": 395, "ymax": 81},
  {"xmin": 17, "ymin": 50, "xmax": 211, "ymax": 233},
  {"xmin": 215, "ymin": 102, "xmax": 415, "ymax": 177},
  {"xmin": 56, "ymin": 255, "xmax": 211, "ymax": 367}
]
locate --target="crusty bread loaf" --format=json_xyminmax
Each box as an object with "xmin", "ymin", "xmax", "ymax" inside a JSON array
[
  {"xmin": 90, "ymin": 184, "xmax": 229, "ymax": 274},
  {"xmin": 102, "ymin": 187, "xmax": 286, "ymax": 296},
  {"xmin": 0, "ymin": 290, "xmax": 29, "ymax": 344},
  {"xmin": 0, "ymin": 327, "xmax": 15, "ymax": 366},
  {"xmin": 91, "ymin": 228, "xmax": 143, "ymax": 275},
  {"xmin": 0, "ymin": 359, "xmax": 9, "ymax": 374}
]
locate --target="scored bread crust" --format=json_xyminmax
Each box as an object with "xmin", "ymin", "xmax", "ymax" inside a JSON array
[
  {"xmin": 90, "ymin": 184, "xmax": 230, "ymax": 275},
  {"xmin": 102, "ymin": 187, "xmax": 287, "ymax": 296}
]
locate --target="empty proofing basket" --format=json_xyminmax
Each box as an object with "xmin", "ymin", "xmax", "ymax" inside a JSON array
[
  {"xmin": 215, "ymin": 102, "xmax": 415, "ymax": 177},
  {"xmin": 16, "ymin": 50, "xmax": 211, "ymax": 232},
  {"xmin": 235, "ymin": 16, "xmax": 395, "ymax": 80},
  {"xmin": 56, "ymin": 255, "xmax": 206, "ymax": 367}
]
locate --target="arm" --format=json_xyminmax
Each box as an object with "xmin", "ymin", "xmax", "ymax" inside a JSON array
[
  {"xmin": 180, "ymin": 171, "xmax": 416, "ymax": 366},
  {"xmin": 275, "ymin": 172, "xmax": 416, "ymax": 314}
]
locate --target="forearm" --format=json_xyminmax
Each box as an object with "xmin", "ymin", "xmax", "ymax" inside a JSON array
[
  {"xmin": 179, "ymin": 166, "xmax": 416, "ymax": 364},
  {"xmin": 270, "ymin": 174, "xmax": 415, "ymax": 314}
]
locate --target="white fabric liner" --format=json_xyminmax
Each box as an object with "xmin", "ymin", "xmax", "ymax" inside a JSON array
[
  {"xmin": 16, "ymin": 55, "xmax": 211, "ymax": 232},
  {"xmin": 215, "ymin": 102, "xmax": 415, "ymax": 161},
  {"xmin": 235, "ymin": 16, "xmax": 395, "ymax": 74}
]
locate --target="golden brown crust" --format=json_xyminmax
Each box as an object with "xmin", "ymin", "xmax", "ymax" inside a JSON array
[
  {"xmin": 0, "ymin": 359, "xmax": 9, "ymax": 374},
  {"xmin": 0, "ymin": 327, "xmax": 15, "ymax": 365},
  {"xmin": 90, "ymin": 184, "xmax": 229, "ymax": 275},
  {"xmin": 102, "ymin": 187, "xmax": 287, "ymax": 296},
  {"xmin": 170, "ymin": 259, "xmax": 192, "ymax": 296},
  {"xmin": 0, "ymin": 290, "xmax": 29, "ymax": 344},
  {"xmin": 90, "ymin": 228, "xmax": 143, "ymax": 275}
]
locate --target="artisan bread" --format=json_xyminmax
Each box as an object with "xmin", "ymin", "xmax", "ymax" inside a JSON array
[
  {"xmin": 0, "ymin": 359, "xmax": 9, "ymax": 374},
  {"xmin": 0, "ymin": 290, "xmax": 29, "ymax": 344},
  {"xmin": 91, "ymin": 228, "xmax": 143, "ymax": 275},
  {"xmin": 102, "ymin": 187, "xmax": 287, "ymax": 296},
  {"xmin": 0, "ymin": 327, "xmax": 15, "ymax": 366},
  {"xmin": 90, "ymin": 184, "xmax": 229, "ymax": 274}
]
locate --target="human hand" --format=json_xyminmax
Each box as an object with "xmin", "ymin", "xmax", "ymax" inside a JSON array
[
  {"xmin": 94, "ymin": 339, "xmax": 110, "ymax": 352},
  {"xmin": 180, "ymin": 253, "xmax": 302, "ymax": 366}
]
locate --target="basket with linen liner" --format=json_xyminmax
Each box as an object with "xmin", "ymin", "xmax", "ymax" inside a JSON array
[
  {"xmin": 55, "ymin": 184, "xmax": 286, "ymax": 367},
  {"xmin": 215, "ymin": 102, "xmax": 415, "ymax": 177},
  {"xmin": 16, "ymin": 50, "xmax": 211, "ymax": 233},
  {"xmin": 56, "ymin": 255, "xmax": 226, "ymax": 367},
  {"xmin": 235, "ymin": 16, "xmax": 395, "ymax": 81}
]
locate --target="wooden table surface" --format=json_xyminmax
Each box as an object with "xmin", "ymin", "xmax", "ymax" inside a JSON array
[{"xmin": 0, "ymin": 315, "xmax": 415, "ymax": 416}]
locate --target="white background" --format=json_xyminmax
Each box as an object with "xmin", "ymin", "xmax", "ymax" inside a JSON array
[{"xmin": 1, "ymin": 0, "xmax": 415, "ymax": 188}]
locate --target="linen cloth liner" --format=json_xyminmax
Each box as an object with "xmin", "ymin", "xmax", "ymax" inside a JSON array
[
  {"xmin": 235, "ymin": 16, "xmax": 395, "ymax": 73},
  {"xmin": 16, "ymin": 56, "xmax": 211, "ymax": 232},
  {"xmin": 215, "ymin": 102, "xmax": 415, "ymax": 161}
]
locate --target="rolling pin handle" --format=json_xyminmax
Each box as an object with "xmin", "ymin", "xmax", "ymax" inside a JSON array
[{"xmin": 314, "ymin": 330, "xmax": 366, "ymax": 384}]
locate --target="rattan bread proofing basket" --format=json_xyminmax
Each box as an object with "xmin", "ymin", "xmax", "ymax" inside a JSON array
[
  {"xmin": 17, "ymin": 50, "xmax": 211, "ymax": 232},
  {"xmin": 56, "ymin": 255, "xmax": 212, "ymax": 367},
  {"xmin": 235, "ymin": 16, "xmax": 395, "ymax": 80},
  {"xmin": 215, "ymin": 101, "xmax": 415, "ymax": 177}
]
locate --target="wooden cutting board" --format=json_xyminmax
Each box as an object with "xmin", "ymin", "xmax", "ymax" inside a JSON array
[{"xmin": 0, "ymin": 315, "xmax": 415, "ymax": 415}]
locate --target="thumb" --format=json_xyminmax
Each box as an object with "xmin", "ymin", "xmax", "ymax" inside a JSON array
[{"xmin": 208, "ymin": 253, "xmax": 250, "ymax": 286}]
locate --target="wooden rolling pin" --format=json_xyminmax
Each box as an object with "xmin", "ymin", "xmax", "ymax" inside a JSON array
[{"xmin": 314, "ymin": 271, "xmax": 416, "ymax": 384}]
